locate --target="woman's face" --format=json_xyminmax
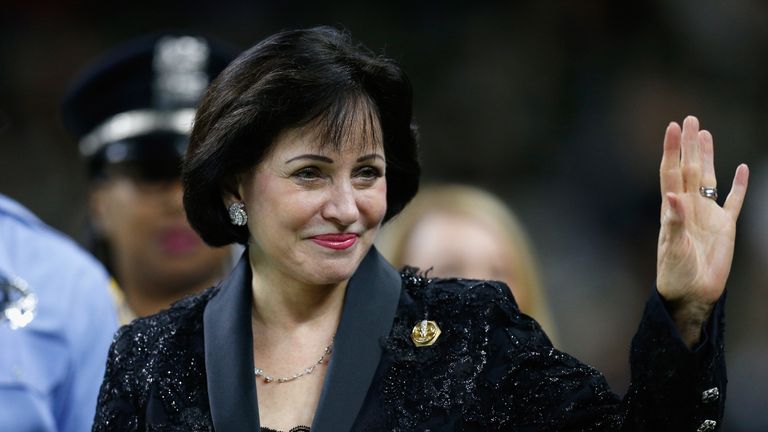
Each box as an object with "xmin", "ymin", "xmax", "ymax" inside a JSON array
[
  {"xmin": 90, "ymin": 176, "xmax": 230, "ymax": 293},
  {"xmin": 237, "ymin": 125, "xmax": 387, "ymax": 286},
  {"xmin": 400, "ymin": 212, "xmax": 529, "ymax": 311}
]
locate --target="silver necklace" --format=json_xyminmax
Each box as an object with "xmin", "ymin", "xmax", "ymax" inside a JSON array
[{"xmin": 254, "ymin": 338, "xmax": 334, "ymax": 384}]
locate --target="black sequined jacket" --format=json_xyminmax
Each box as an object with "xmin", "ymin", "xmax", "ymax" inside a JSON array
[{"xmin": 93, "ymin": 248, "xmax": 726, "ymax": 431}]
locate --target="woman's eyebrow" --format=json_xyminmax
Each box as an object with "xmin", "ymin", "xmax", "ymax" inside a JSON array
[
  {"xmin": 285, "ymin": 153, "xmax": 384, "ymax": 164},
  {"xmin": 357, "ymin": 154, "xmax": 384, "ymax": 162},
  {"xmin": 285, "ymin": 154, "xmax": 334, "ymax": 164}
]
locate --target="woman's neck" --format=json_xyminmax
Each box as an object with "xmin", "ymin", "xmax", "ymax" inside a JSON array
[
  {"xmin": 117, "ymin": 270, "xmax": 221, "ymax": 318},
  {"xmin": 248, "ymin": 252, "xmax": 347, "ymax": 333}
]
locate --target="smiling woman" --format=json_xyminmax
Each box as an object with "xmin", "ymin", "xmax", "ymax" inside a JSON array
[
  {"xmin": 93, "ymin": 26, "xmax": 746, "ymax": 432},
  {"xmin": 233, "ymin": 124, "xmax": 388, "ymax": 288}
]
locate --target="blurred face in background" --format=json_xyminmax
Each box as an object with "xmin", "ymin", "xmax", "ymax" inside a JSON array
[
  {"xmin": 399, "ymin": 211, "xmax": 530, "ymax": 311},
  {"xmin": 89, "ymin": 157, "xmax": 229, "ymax": 296}
]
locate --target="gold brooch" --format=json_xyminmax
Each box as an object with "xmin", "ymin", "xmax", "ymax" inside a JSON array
[{"xmin": 411, "ymin": 320, "xmax": 441, "ymax": 347}]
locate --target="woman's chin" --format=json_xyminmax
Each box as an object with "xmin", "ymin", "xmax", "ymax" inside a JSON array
[
  {"xmin": 307, "ymin": 267, "xmax": 357, "ymax": 286},
  {"xmin": 297, "ymin": 257, "xmax": 362, "ymax": 285},
  {"xmin": 303, "ymin": 244, "xmax": 370, "ymax": 280}
]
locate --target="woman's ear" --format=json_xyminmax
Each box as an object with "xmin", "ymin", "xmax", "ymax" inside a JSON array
[{"xmin": 220, "ymin": 174, "xmax": 245, "ymax": 206}]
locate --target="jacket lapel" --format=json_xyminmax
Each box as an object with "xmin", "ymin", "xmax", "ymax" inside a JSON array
[
  {"xmin": 203, "ymin": 247, "xmax": 401, "ymax": 432},
  {"xmin": 311, "ymin": 247, "xmax": 402, "ymax": 432},
  {"xmin": 203, "ymin": 252, "xmax": 260, "ymax": 430}
]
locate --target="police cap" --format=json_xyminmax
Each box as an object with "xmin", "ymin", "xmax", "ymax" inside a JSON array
[{"xmin": 62, "ymin": 32, "xmax": 237, "ymax": 181}]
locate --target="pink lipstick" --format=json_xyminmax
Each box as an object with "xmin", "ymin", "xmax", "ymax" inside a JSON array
[
  {"xmin": 159, "ymin": 227, "xmax": 203, "ymax": 254},
  {"xmin": 310, "ymin": 233, "xmax": 359, "ymax": 250}
]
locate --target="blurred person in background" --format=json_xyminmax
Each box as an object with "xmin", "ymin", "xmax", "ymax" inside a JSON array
[
  {"xmin": 377, "ymin": 183, "xmax": 558, "ymax": 342},
  {"xmin": 61, "ymin": 33, "xmax": 237, "ymax": 324},
  {"xmin": 0, "ymin": 193, "xmax": 116, "ymax": 431}
]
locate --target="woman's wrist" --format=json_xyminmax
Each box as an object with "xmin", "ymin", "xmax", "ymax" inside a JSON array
[{"xmin": 664, "ymin": 297, "xmax": 715, "ymax": 349}]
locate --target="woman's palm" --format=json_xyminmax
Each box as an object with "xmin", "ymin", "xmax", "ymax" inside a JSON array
[{"xmin": 656, "ymin": 116, "xmax": 748, "ymax": 308}]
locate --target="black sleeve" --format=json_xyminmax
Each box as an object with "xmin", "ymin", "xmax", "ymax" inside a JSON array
[
  {"xmin": 92, "ymin": 324, "xmax": 144, "ymax": 431},
  {"xmin": 485, "ymin": 284, "xmax": 725, "ymax": 432},
  {"xmin": 620, "ymin": 289, "xmax": 725, "ymax": 431}
]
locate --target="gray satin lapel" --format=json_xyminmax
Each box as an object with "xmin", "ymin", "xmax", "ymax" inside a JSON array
[
  {"xmin": 311, "ymin": 247, "xmax": 402, "ymax": 432},
  {"xmin": 203, "ymin": 247, "xmax": 401, "ymax": 431},
  {"xmin": 203, "ymin": 252, "xmax": 260, "ymax": 430}
]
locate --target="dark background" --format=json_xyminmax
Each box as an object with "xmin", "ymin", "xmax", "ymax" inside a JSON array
[{"xmin": 2, "ymin": 1, "xmax": 767, "ymax": 429}]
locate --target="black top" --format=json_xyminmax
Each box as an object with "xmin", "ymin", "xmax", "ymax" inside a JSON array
[
  {"xmin": 92, "ymin": 248, "xmax": 726, "ymax": 431},
  {"xmin": 261, "ymin": 427, "xmax": 309, "ymax": 432}
]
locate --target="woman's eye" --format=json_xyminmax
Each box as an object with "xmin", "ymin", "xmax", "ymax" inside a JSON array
[
  {"xmin": 293, "ymin": 167, "xmax": 323, "ymax": 181},
  {"xmin": 355, "ymin": 166, "xmax": 383, "ymax": 180}
]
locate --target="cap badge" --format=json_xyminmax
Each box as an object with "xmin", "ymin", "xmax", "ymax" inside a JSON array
[{"xmin": 153, "ymin": 35, "xmax": 210, "ymax": 106}]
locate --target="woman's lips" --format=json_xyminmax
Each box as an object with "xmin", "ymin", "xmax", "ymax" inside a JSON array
[
  {"xmin": 158, "ymin": 227, "xmax": 203, "ymax": 254},
  {"xmin": 310, "ymin": 233, "xmax": 359, "ymax": 250}
]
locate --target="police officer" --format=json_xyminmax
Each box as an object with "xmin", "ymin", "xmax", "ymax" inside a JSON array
[
  {"xmin": 62, "ymin": 33, "xmax": 237, "ymax": 324},
  {"xmin": 0, "ymin": 193, "xmax": 117, "ymax": 431}
]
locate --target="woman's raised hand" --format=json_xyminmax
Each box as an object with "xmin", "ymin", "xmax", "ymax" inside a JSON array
[{"xmin": 656, "ymin": 116, "xmax": 749, "ymax": 347}]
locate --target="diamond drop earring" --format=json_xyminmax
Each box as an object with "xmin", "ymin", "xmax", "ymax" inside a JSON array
[{"xmin": 228, "ymin": 202, "xmax": 248, "ymax": 226}]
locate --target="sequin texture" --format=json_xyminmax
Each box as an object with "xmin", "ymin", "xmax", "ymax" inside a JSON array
[
  {"xmin": 93, "ymin": 288, "xmax": 217, "ymax": 431},
  {"xmin": 93, "ymin": 267, "xmax": 726, "ymax": 431}
]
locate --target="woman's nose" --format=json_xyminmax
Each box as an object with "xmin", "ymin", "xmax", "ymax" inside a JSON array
[
  {"xmin": 321, "ymin": 181, "xmax": 359, "ymax": 226},
  {"xmin": 154, "ymin": 180, "xmax": 185, "ymax": 216},
  {"xmin": 169, "ymin": 181, "xmax": 185, "ymax": 214}
]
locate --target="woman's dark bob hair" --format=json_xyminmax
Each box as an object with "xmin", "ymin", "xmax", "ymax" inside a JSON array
[{"xmin": 183, "ymin": 26, "xmax": 420, "ymax": 246}]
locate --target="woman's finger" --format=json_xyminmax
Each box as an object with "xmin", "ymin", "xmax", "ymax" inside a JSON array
[
  {"xmin": 665, "ymin": 192, "xmax": 686, "ymax": 225},
  {"xmin": 660, "ymin": 122, "xmax": 683, "ymax": 197},
  {"xmin": 699, "ymin": 130, "xmax": 717, "ymax": 190},
  {"xmin": 680, "ymin": 115, "xmax": 702, "ymax": 192},
  {"xmin": 724, "ymin": 164, "xmax": 749, "ymax": 220}
]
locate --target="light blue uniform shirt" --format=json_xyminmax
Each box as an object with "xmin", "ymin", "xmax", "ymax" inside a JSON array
[{"xmin": 0, "ymin": 194, "xmax": 117, "ymax": 431}]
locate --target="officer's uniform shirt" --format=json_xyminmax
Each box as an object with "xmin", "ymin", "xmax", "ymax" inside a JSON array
[{"xmin": 0, "ymin": 194, "xmax": 117, "ymax": 431}]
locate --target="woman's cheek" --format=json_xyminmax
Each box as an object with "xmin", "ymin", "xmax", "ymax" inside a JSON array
[{"xmin": 367, "ymin": 182, "xmax": 388, "ymax": 223}]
